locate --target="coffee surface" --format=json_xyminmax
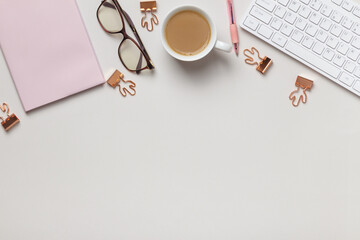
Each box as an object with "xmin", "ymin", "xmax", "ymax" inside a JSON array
[{"xmin": 165, "ymin": 10, "xmax": 211, "ymax": 56}]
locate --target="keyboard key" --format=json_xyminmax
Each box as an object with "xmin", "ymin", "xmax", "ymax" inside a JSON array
[
  {"xmin": 354, "ymin": 68, "xmax": 360, "ymax": 78},
  {"xmin": 274, "ymin": 6, "xmax": 287, "ymax": 18},
  {"xmin": 309, "ymin": 12, "xmax": 322, "ymax": 24},
  {"xmin": 316, "ymin": 30, "xmax": 328, "ymax": 42},
  {"xmin": 333, "ymin": 54, "xmax": 346, "ymax": 66},
  {"xmin": 289, "ymin": 0, "xmax": 301, "ymax": 12},
  {"xmin": 244, "ymin": 16, "xmax": 260, "ymax": 31},
  {"xmin": 302, "ymin": 36, "xmax": 315, "ymax": 48},
  {"xmin": 310, "ymin": 0, "xmax": 322, "ymax": 11},
  {"xmin": 323, "ymin": 48, "xmax": 335, "ymax": 61},
  {"xmin": 295, "ymin": 18, "xmax": 307, "ymax": 30},
  {"xmin": 352, "ymin": 23, "xmax": 360, "ymax": 36},
  {"xmin": 250, "ymin": 6, "xmax": 273, "ymax": 24},
  {"xmin": 327, "ymin": 36, "xmax": 339, "ymax": 49},
  {"xmin": 292, "ymin": 30, "xmax": 304, "ymax": 42},
  {"xmin": 258, "ymin": 25, "xmax": 274, "ymax": 38},
  {"xmin": 320, "ymin": 5, "xmax": 333, "ymax": 17},
  {"xmin": 353, "ymin": 7, "xmax": 360, "ymax": 18},
  {"xmin": 306, "ymin": 24, "xmax": 318, "ymax": 36},
  {"xmin": 320, "ymin": 18, "xmax": 333, "ymax": 31},
  {"xmin": 285, "ymin": 12, "xmax": 297, "ymax": 24},
  {"xmin": 313, "ymin": 41, "xmax": 325, "ymax": 54},
  {"xmin": 270, "ymin": 18, "xmax": 283, "ymax": 30},
  {"xmin": 353, "ymin": 81, "xmax": 360, "ymax": 93},
  {"xmin": 342, "ymin": 17, "xmax": 354, "ymax": 29},
  {"xmin": 340, "ymin": 31, "xmax": 353, "ymax": 43},
  {"xmin": 348, "ymin": 48, "xmax": 360, "ymax": 61},
  {"xmin": 256, "ymin": 0, "xmax": 276, "ymax": 12},
  {"xmin": 281, "ymin": 24, "xmax": 293, "ymax": 36},
  {"xmin": 299, "ymin": 6, "xmax": 311, "ymax": 18},
  {"xmin": 278, "ymin": 0, "xmax": 290, "ymax": 6},
  {"xmin": 337, "ymin": 42, "xmax": 349, "ymax": 55},
  {"xmin": 351, "ymin": 37, "xmax": 360, "ymax": 49},
  {"xmin": 331, "ymin": 0, "xmax": 343, "ymax": 5},
  {"xmin": 272, "ymin": 33, "xmax": 288, "ymax": 47},
  {"xmin": 300, "ymin": 0, "xmax": 311, "ymax": 4},
  {"xmin": 344, "ymin": 61, "xmax": 356, "ymax": 73},
  {"xmin": 285, "ymin": 41, "xmax": 341, "ymax": 78},
  {"xmin": 342, "ymin": 1, "xmax": 354, "ymax": 12},
  {"xmin": 331, "ymin": 11, "xmax": 343, "ymax": 23},
  {"xmin": 330, "ymin": 25, "xmax": 342, "ymax": 37},
  {"xmin": 339, "ymin": 72, "xmax": 355, "ymax": 86}
]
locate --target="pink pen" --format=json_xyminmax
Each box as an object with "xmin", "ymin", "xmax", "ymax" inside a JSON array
[{"xmin": 227, "ymin": 0, "xmax": 239, "ymax": 55}]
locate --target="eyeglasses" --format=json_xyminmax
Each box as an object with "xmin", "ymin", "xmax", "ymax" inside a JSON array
[{"xmin": 97, "ymin": 0, "xmax": 155, "ymax": 73}]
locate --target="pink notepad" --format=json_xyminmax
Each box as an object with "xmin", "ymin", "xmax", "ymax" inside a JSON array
[{"xmin": 0, "ymin": 0, "xmax": 105, "ymax": 111}]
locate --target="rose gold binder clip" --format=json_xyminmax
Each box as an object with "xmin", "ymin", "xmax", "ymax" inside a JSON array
[
  {"xmin": 243, "ymin": 47, "xmax": 273, "ymax": 74},
  {"xmin": 1, "ymin": 103, "xmax": 20, "ymax": 131},
  {"xmin": 289, "ymin": 76, "xmax": 314, "ymax": 107},
  {"xmin": 107, "ymin": 70, "xmax": 136, "ymax": 97},
  {"xmin": 140, "ymin": 1, "xmax": 159, "ymax": 32}
]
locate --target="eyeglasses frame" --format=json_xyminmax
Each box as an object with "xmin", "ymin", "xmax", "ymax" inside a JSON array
[{"xmin": 97, "ymin": 0, "xmax": 155, "ymax": 73}]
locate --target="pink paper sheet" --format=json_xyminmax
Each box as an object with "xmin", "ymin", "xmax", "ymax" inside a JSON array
[{"xmin": 0, "ymin": 0, "xmax": 105, "ymax": 111}]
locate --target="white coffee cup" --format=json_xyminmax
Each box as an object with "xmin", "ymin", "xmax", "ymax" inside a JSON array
[{"xmin": 161, "ymin": 5, "xmax": 232, "ymax": 62}]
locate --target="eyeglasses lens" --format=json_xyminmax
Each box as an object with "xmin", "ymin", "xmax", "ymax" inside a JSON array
[
  {"xmin": 119, "ymin": 39, "xmax": 147, "ymax": 71},
  {"xmin": 98, "ymin": 0, "xmax": 123, "ymax": 33}
]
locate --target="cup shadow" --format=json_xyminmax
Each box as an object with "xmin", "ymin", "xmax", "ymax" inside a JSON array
[{"xmin": 174, "ymin": 50, "xmax": 233, "ymax": 81}]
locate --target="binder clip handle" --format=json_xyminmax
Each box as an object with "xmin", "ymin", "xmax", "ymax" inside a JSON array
[
  {"xmin": 289, "ymin": 86, "xmax": 308, "ymax": 107},
  {"xmin": 243, "ymin": 47, "xmax": 263, "ymax": 66},
  {"xmin": 107, "ymin": 70, "xmax": 136, "ymax": 97},
  {"xmin": 243, "ymin": 47, "xmax": 273, "ymax": 74},
  {"xmin": 289, "ymin": 76, "xmax": 314, "ymax": 107},
  {"xmin": 0, "ymin": 103, "xmax": 10, "ymax": 121},
  {"xmin": 140, "ymin": 1, "xmax": 159, "ymax": 32},
  {"xmin": 141, "ymin": 11, "xmax": 159, "ymax": 32}
]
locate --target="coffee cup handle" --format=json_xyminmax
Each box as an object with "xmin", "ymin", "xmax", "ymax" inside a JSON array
[{"xmin": 215, "ymin": 40, "xmax": 233, "ymax": 53}]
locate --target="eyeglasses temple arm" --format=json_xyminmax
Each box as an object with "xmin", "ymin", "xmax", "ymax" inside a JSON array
[
  {"xmin": 119, "ymin": 8, "xmax": 151, "ymax": 59},
  {"xmin": 103, "ymin": 1, "xmax": 116, "ymax": 9}
]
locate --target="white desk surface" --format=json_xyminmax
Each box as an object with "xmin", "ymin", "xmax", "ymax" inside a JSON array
[{"xmin": 1, "ymin": 0, "xmax": 360, "ymax": 239}]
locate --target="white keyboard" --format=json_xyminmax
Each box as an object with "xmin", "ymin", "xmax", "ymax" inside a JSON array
[{"xmin": 241, "ymin": 0, "xmax": 360, "ymax": 96}]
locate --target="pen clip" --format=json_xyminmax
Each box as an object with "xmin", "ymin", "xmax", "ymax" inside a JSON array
[{"xmin": 227, "ymin": 0, "xmax": 235, "ymax": 24}]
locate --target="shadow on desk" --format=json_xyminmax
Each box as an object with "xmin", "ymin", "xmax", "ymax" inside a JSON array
[{"xmin": 175, "ymin": 50, "xmax": 233, "ymax": 82}]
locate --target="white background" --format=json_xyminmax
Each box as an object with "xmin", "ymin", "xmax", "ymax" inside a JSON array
[{"xmin": 1, "ymin": 0, "xmax": 360, "ymax": 239}]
